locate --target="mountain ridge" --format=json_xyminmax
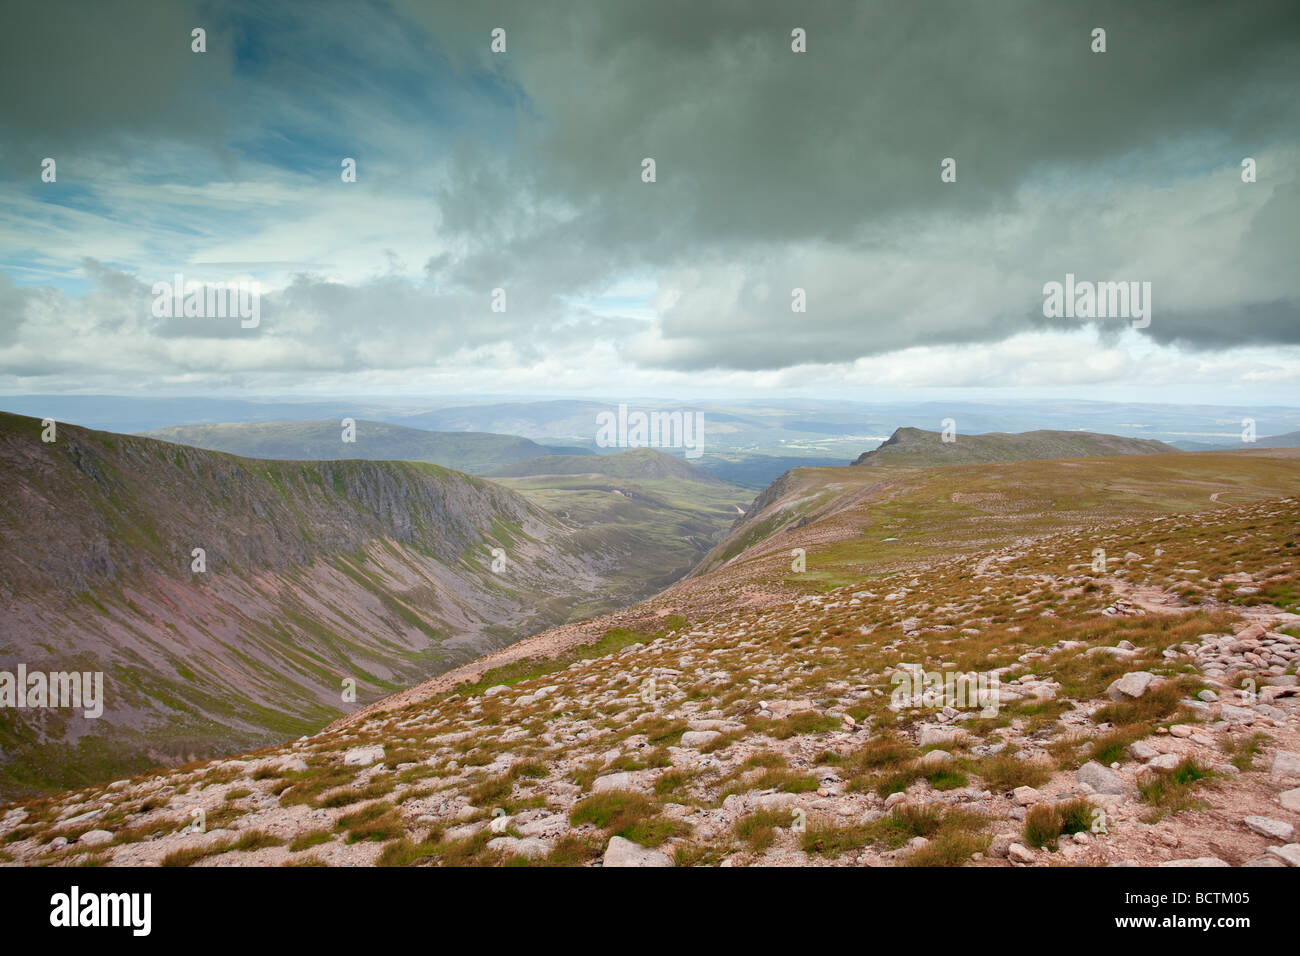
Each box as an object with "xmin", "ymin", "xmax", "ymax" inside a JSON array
[
  {"xmin": 0, "ymin": 412, "xmax": 626, "ymax": 797},
  {"xmin": 137, "ymin": 419, "xmax": 566, "ymax": 475},
  {"xmin": 852, "ymin": 427, "xmax": 1178, "ymax": 467}
]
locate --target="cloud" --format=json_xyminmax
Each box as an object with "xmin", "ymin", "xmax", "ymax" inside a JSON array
[{"xmin": 1, "ymin": 0, "xmax": 1299, "ymax": 397}]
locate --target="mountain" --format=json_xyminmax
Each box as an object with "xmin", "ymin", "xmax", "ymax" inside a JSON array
[
  {"xmin": 4, "ymin": 444, "xmax": 1297, "ymax": 867},
  {"xmin": 0, "ymin": 412, "xmax": 628, "ymax": 798},
  {"xmin": 852, "ymin": 427, "xmax": 1178, "ymax": 467},
  {"xmin": 696, "ymin": 436, "xmax": 1288, "ymax": 579},
  {"xmin": 138, "ymin": 419, "xmax": 565, "ymax": 475}
]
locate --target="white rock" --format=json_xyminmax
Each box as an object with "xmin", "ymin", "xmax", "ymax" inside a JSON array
[
  {"xmin": 78, "ymin": 829, "xmax": 114, "ymax": 847},
  {"xmin": 592, "ymin": 773, "xmax": 635, "ymax": 793},
  {"xmin": 679, "ymin": 730, "xmax": 721, "ymax": 749},
  {"xmin": 342, "ymin": 745, "xmax": 384, "ymax": 767},
  {"xmin": 1271, "ymin": 751, "xmax": 1300, "ymax": 780},
  {"xmin": 1244, "ymin": 815, "xmax": 1295, "ymax": 842},
  {"xmin": 1266, "ymin": 844, "xmax": 1300, "ymax": 866},
  {"xmin": 764, "ymin": 700, "xmax": 816, "ymax": 719},
  {"xmin": 1128, "ymin": 741, "xmax": 1159, "ymax": 761},
  {"xmin": 1077, "ymin": 761, "xmax": 1128, "ymax": 795},
  {"xmin": 1007, "ymin": 843, "xmax": 1036, "ymax": 864},
  {"xmin": 602, "ymin": 836, "xmax": 672, "ymax": 868},
  {"xmin": 1012, "ymin": 786, "xmax": 1040, "ymax": 806},
  {"xmin": 1106, "ymin": 671, "xmax": 1156, "ymax": 701},
  {"xmin": 1278, "ymin": 788, "xmax": 1300, "ymax": 812}
]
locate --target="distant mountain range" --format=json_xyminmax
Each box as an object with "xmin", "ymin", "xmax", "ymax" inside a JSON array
[
  {"xmin": 7, "ymin": 395, "xmax": 1298, "ymax": 461},
  {"xmin": 138, "ymin": 419, "xmax": 585, "ymax": 475},
  {"xmin": 1171, "ymin": 430, "xmax": 1300, "ymax": 452}
]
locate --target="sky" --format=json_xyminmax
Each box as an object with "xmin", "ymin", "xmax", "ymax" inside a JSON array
[{"xmin": 1, "ymin": 0, "xmax": 1298, "ymax": 404}]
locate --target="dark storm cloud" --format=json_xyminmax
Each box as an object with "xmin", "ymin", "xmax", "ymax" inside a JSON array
[
  {"xmin": 393, "ymin": 0, "xmax": 1300, "ymax": 367},
  {"xmin": 0, "ymin": 0, "xmax": 231, "ymax": 171}
]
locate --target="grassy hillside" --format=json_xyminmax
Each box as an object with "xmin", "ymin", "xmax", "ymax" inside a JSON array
[
  {"xmin": 139, "ymin": 419, "xmax": 560, "ymax": 474},
  {"xmin": 0, "ymin": 412, "xmax": 627, "ymax": 798},
  {"xmin": 694, "ymin": 445, "xmax": 1300, "ymax": 585}
]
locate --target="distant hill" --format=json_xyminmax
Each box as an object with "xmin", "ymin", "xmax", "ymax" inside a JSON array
[
  {"xmin": 138, "ymin": 419, "xmax": 563, "ymax": 474},
  {"xmin": 488, "ymin": 447, "xmax": 724, "ymax": 483},
  {"xmin": 852, "ymin": 427, "xmax": 1177, "ymax": 466},
  {"xmin": 1173, "ymin": 431, "xmax": 1300, "ymax": 452}
]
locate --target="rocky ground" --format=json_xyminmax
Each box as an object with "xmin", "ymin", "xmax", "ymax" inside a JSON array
[{"xmin": 2, "ymin": 497, "xmax": 1298, "ymax": 868}]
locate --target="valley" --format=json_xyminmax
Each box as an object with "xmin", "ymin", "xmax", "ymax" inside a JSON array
[{"xmin": 3, "ymin": 430, "xmax": 1297, "ymax": 869}]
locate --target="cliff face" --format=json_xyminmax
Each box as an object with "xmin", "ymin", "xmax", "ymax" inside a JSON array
[{"xmin": 0, "ymin": 413, "xmax": 618, "ymax": 797}]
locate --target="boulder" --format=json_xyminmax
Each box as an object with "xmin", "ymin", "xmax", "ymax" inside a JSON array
[
  {"xmin": 1077, "ymin": 761, "xmax": 1129, "ymax": 795},
  {"xmin": 592, "ymin": 773, "xmax": 636, "ymax": 793},
  {"xmin": 1106, "ymin": 671, "xmax": 1156, "ymax": 701},
  {"xmin": 1012, "ymin": 786, "xmax": 1040, "ymax": 806},
  {"xmin": 1266, "ymin": 844, "xmax": 1300, "ymax": 867},
  {"xmin": 1244, "ymin": 816, "xmax": 1295, "ymax": 842},
  {"xmin": 603, "ymin": 836, "xmax": 672, "ymax": 868},
  {"xmin": 342, "ymin": 745, "xmax": 384, "ymax": 767},
  {"xmin": 1270, "ymin": 751, "xmax": 1300, "ymax": 780},
  {"xmin": 1007, "ymin": 843, "xmax": 1036, "ymax": 864}
]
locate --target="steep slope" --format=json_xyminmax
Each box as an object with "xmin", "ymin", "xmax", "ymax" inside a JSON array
[
  {"xmin": 852, "ymin": 427, "xmax": 1177, "ymax": 467},
  {"xmin": 138, "ymin": 419, "xmax": 561, "ymax": 475},
  {"xmin": 0, "ymin": 413, "xmax": 623, "ymax": 798}
]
